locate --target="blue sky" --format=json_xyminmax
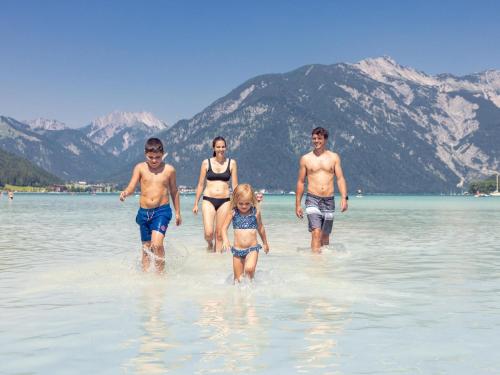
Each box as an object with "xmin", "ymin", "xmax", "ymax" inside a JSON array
[{"xmin": 1, "ymin": 0, "xmax": 499, "ymax": 127}]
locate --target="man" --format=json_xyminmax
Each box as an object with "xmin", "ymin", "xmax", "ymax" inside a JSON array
[{"xmin": 295, "ymin": 127, "xmax": 348, "ymax": 252}]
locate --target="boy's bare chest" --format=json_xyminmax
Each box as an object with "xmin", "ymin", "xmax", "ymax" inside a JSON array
[{"xmin": 141, "ymin": 170, "xmax": 169, "ymax": 186}]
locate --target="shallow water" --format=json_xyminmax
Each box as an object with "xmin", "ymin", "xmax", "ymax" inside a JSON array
[{"xmin": 1, "ymin": 194, "xmax": 499, "ymax": 374}]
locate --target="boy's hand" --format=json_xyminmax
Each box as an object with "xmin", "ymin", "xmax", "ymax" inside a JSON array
[
  {"xmin": 119, "ymin": 191, "xmax": 128, "ymax": 201},
  {"xmin": 263, "ymin": 243, "xmax": 270, "ymax": 254},
  {"xmin": 175, "ymin": 214, "xmax": 182, "ymax": 226},
  {"xmin": 192, "ymin": 204, "xmax": 198, "ymax": 214}
]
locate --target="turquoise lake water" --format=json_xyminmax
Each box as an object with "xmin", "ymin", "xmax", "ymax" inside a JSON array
[{"xmin": 1, "ymin": 194, "xmax": 499, "ymax": 374}]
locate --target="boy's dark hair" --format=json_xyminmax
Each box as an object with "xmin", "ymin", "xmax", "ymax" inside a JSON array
[
  {"xmin": 144, "ymin": 138, "xmax": 164, "ymax": 153},
  {"xmin": 212, "ymin": 136, "xmax": 227, "ymax": 157},
  {"xmin": 312, "ymin": 127, "xmax": 329, "ymax": 139}
]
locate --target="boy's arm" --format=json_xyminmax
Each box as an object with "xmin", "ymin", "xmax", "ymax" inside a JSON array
[
  {"xmin": 256, "ymin": 209, "xmax": 269, "ymax": 253},
  {"xmin": 193, "ymin": 161, "xmax": 207, "ymax": 214},
  {"xmin": 120, "ymin": 164, "xmax": 141, "ymax": 201},
  {"xmin": 221, "ymin": 209, "xmax": 234, "ymax": 251},
  {"xmin": 168, "ymin": 167, "xmax": 182, "ymax": 225},
  {"xmin": 230, "ymin": 160, "xmax": 238, "ymax": 189},
  {"xmin": 334, "ymin": 154, "xmax": 348, "ymax": 212},
  {"xmin": 295, "ymin": 156, "xmax": 307, "ymax": 218}
]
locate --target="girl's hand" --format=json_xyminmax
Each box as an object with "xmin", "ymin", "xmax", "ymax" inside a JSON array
[
  {"xmin": 222, "ymin": 240, "xmax": 231, "ymax": 252},
  {"xmin": 192, "ymin": 204, "xmax": 198, "ymax": 214},
  {"xmin": 263, "ymin": 243, "xmax": 269, "ymax": 254}
]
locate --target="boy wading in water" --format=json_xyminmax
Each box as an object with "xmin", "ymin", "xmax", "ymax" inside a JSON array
[
  {"xmin": 295, "ymin": 127, "xmax": 348, "ymax": 252},
  {"xmin": 120, "ymin": 138, "xmax": 182, "ymax": 272}
]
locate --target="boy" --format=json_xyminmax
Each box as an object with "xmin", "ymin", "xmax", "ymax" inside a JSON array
[{"xmin": 120, "ymin": 138, "xmax": 181, "ymax": 272}]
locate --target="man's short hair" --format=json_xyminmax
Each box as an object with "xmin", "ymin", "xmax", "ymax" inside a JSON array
[
  {"xmin": 145, "ymin": 138, "xmax": 164, "ymax": 153},
  {"xmin": 312, "ymin": 127, "xmax": 329, "ymax": 139}
]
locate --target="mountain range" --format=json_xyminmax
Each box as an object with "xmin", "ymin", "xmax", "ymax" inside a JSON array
[{"xmin": 1, "ymin": 57, "xmax": 499, "ymax": 193}]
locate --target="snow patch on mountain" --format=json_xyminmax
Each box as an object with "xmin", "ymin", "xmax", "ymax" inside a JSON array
[
  {"xmin": 354, "ymin": 57, "xmax": 440, "ymax": 86},
  {"xmin": 211, "ymin": 85, "xmax": 256, "ymax": 122},
  {"xmin": 65, "ymin": 143, "xmax": 80, "ymax": 155},
  {"xmin": 86, "ymin": 111, "xmax": 168, "ymax": 146},
  {"xmin": 27, "ymin": 118, "xmax": 67, "ymax": 131}
]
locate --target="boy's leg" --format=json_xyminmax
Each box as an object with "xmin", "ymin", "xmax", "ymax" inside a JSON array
[
  {"xmin": 215, "ymin": 201, "xmax": 231, "ymax": 252},
  {"xmin": 151, "ymin": 230, "xmax": 166, "ymax": 273},
  {"xmin": 233, "ymin": 256, "xmax": 245, "ymax": 283},
  {"xmin": 142, "ymin": 241, "xmax": 152, "ymax": 272},
  {"xmin": 201, "ymin": 200, "xmax": 216, "ymax": 251},
  {"xmin": 243, "ymin": 251, "xmax": 259, "ymax": 280}
]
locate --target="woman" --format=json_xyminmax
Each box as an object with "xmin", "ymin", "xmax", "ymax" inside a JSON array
[{"xmin": 193, "ymin": 136, "xmax": 238, "ymax": 252}]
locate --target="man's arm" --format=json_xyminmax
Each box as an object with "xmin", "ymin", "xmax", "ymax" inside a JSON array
[
  {"xmin": 295, "ymin": 156, "xmax": 307, "ymax": 218},
  {"xmin": 120, "ymin": 164, "xmax": 141, "ymax": 201},
  {"xmin": 168, "ymin": 167, "xmax": 182, "ymax": 225},
  {"xmin": 334, "ymin": 155, "xmax": 348, "ymax": 212}
]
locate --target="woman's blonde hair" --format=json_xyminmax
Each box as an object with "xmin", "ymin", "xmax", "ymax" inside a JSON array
[{"xmin": 231, "ymin": 183, "xmax": 257, "ymax": 208}]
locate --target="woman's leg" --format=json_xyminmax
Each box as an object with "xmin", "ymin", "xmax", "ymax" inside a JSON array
[
  {"xmin": 201, "ymin": 199, "xmax": 216, "ymax": 251},
  {"xmin": 215, "ymin": 200, "xmax": 231, "ymax": 252}
]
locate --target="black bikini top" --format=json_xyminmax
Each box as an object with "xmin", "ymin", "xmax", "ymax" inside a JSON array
[{"xmin": 206, "ymin": 158, "xmax": 231, "ymax": 182}]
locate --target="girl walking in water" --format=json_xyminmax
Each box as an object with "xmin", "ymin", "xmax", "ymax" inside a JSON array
[{"xmin": 221, "ymin": 184, "xmax": 269, "ymax": 282}]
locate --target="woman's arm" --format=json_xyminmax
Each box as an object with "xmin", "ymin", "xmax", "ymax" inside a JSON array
[
  {"xmin": 193, "ymin": 160, "xmax": 207, "ymax": 214},
  {"xmin": 230, "ymin": 160, "xmax": 238, "ymax": 189}
]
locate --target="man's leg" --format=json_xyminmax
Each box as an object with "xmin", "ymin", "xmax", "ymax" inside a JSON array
[{"xmin": 311, "ymin": 228, "xmax": 322, "ymax": 252}]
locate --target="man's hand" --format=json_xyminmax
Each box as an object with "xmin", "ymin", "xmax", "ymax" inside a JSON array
[
  {"xmin": 341, "ymin": 198, "xmax": 348, "ymax": 212},
  {"xmin": 119, "ymin": 190, "xmax": 128, "ymax": 201},
  {"xmin": 296, "ymin": 205, "xmax": 304, "ymax": 219},
  {"xmin": 175, "ymin": 214, "xmax": 182, "ymax": 226}
]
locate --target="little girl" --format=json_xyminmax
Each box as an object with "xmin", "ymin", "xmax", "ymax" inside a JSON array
[{"xmin": 222, "ymin": 184, "xmax": 269, "ymax": 282}]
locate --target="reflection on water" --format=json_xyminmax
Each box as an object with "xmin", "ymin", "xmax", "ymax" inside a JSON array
[{"xmin": 1, "ymin": 195, "xmax": 500, "ymax": 374}]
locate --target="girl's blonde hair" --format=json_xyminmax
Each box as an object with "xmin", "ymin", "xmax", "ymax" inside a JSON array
[{"xmin": 231, "ymin": 183, "xmax": 258, "ymax": 208}]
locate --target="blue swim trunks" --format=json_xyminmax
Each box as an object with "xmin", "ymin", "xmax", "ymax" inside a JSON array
[{"xmin": 135, "ymin": 204, "xmax": 172, "ymax": 242}]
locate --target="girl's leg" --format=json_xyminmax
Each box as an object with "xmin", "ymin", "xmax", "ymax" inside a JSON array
[
  {"xmin": 243, "ymin": 250, "xmax": 259, "ymax": 280},
  {"xmin": 215, "ymin": 201, "xmax": 231, "ymax": 252},
  {"xmin": 142, "ymin": 241, "xmax": 152, "ymax": 271},
  {"xmin": 201, "ymin": 200, "xmax": 216, "ymax": 251},
  {"xmin": 151, "ymin": 230, "xmax": 166, "ymax": 273},
  {"xmin": 233, "ymin": 256, "xmax": 245, "ymax": 283}
]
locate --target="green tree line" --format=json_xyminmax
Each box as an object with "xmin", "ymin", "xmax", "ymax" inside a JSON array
[
  {"xmin": 468, "ymin": 176, "xmax": 498, "ymax": 194},
  {"xmin": 0, "ymin": 148, "xmax": 62, "ymax": 187}
]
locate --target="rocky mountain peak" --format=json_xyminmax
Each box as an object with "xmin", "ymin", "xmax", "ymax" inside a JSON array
[{"xmin": 27, "ymin": 118, "xmax": 68, "ymax": 131}]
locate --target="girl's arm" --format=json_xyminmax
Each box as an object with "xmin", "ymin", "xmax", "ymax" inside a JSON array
[
  {"xmin": 230, "ymin": 160, "xmax": 238, "ymax": 189},
  {"xmin": 120, "ymin": 164, "xmax": 141, "ymax": 201},
  {"xmin": 193, "ymin": 160, "xmax": 207, "ymax": 214},
  {"xmin": 221, "ymin": 209, "xmax": 234, "ymax": 251},
  {"xmin": 256, "ymin": 209, "xmax": 269, "ymax": 253}
]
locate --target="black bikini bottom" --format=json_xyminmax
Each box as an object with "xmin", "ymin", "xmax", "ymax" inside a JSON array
[{"xmin": 203, "ymin": 196, "xmax": 230, "ymax": 211}]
